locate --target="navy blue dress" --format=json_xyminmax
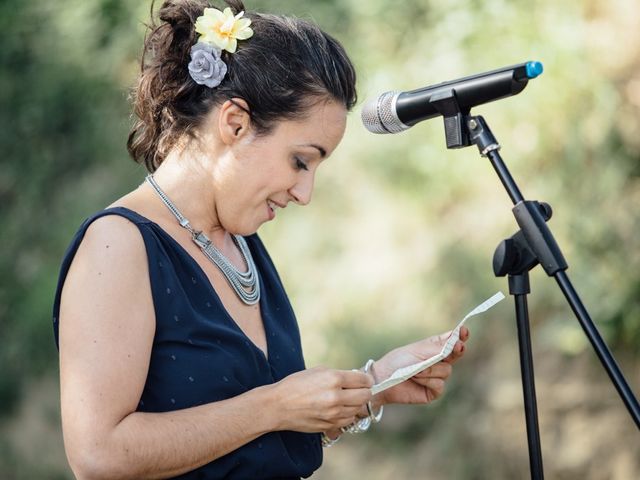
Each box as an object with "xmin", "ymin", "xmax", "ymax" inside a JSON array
[{"xmin": 52, "ymin": 207, "xmax": 322, "ymax": 479}]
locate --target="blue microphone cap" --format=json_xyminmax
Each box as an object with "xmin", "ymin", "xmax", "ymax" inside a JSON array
[{"xmin": 525, "ymin": 61, "xmax": 544, "ymax": 79}]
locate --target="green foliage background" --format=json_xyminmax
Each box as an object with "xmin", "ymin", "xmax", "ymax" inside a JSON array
[{"xmin": 1, "ymin": 0, "xmax": 638, "ymax": 478}]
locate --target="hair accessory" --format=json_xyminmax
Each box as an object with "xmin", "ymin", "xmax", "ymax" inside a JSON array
[
  {"xmin": 188, "ymin": 42, "xmax": 227, "ymax": 88},
  {"xmin": 195, "ymin": 7, "xmax": 254, "ymax": 54},
  {"xmin": 188, "ymin": 8, "xmax": 253, "ymax": 87}
]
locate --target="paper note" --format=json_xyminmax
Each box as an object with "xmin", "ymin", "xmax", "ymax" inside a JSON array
[{"xmin": 371, "ymin": 291, "xmax": 505, "ymax": 395}]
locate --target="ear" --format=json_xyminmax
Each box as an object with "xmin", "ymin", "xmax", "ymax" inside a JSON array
[{"xmin": 218, "ymin": 98, "xmax": 251, "ymax": 146}]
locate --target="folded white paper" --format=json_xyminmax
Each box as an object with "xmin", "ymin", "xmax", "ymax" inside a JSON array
[{"xmin": 371, "ymin": 291, "xmax": 505, "ymax": 395}]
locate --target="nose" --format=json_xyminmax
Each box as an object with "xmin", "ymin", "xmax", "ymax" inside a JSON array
[{"xmin": 289, "ymin": 172, "xmax": 315, "ymax": 206}]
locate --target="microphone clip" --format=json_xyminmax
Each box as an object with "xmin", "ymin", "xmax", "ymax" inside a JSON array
[
  {"xmin": 429, "ymin": 89, "xmax": 471, "ymax": 149},
  {"xmin": 430, "ymin": 93, "xmax": 503, "ymax": 157}
]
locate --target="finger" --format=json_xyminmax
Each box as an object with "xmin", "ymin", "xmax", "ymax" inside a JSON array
[
  {"xmin": 337, "ymin": 387, "xmax": 372, "ymax": 407},
  {"xmin": 341, "ymin": 406, "xmax": 365, "ymax": 419},
  {"xmin": 424, "ymin": 378, "xmax": 446, "ymax": 398},
  {"xmin": 335, "ymin": 416, "xmax": 357, "ymax": 429},
  {"xmin": 407, "ymin": 331, "xmax": 453, "ymax": 359},
  {"xmin": 459, "ymin": 326, "xmax": 470, "ymax": 342},
  {"xmin": 414, "ymin": 362, "xmax": 452, "ymax": 380},
  {"xmin": 340, "ymin": 369, "xmax": 374, "ymax": 389},
  {"xmin": 413, "ymin": 362, "xmax": 452, "ymax": 387},
  {"xmin": 320, "ymin": 403, "xmax": 362, "ymax": 427},
  {"xmin": 321, "ymin": 403, "xmax": 363, "ymax": 420},
  {"xmin": 432, "ymin": 330, "xmax": 453, "ymax": 346},
  {"xmin": 411, "ymin": 376, "xmax": 446, "ymax": 401},
  {"xmin": 443, "ymin": 340, "xmax": 467, "ymax": 364}
]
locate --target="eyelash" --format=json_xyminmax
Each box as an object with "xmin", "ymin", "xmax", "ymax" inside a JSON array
[{"xmin": 294, "ymin": 157, "xmax": 309, "ymax": 171}]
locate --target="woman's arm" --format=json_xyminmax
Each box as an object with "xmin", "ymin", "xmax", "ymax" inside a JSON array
[{"xmin": 59, "ymin": 215, "xmax": 371, "ymax": 479}]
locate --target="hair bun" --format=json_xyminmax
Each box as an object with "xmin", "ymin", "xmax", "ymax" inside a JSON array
[
  {"xmin": 157, "ymin": 0, "xmax": 202, "ymax": 33},
  {"xmin": 224, "ymin": 0, "xmax": 247, "ymax": 15}
]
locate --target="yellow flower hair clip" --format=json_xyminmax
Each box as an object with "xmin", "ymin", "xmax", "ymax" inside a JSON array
[{"xmin": 195, "ymin": 7, "xmax": 254, "ymax": 54}]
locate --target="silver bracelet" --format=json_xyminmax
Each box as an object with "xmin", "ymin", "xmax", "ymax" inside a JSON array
[
  {"xmin": 321, "ymin": 431, "xmax": 342, "ymax": 447},
  {"xmin": 363, "ymin": 359, "xmax": 384, "ymax": 423},
  {"xmin": 340, "ymin": 359, "xmax": 384, "ymax": 435}
]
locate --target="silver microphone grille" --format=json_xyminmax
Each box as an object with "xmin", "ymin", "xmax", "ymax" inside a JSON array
[{"xmin": 360, "ymin": 91, "xmax": 411, "ymax": 134}]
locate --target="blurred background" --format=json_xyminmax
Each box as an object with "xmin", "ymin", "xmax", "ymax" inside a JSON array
[{"xmin": 1, "ymin": 0, "xmax": 638, "ymax": 478}]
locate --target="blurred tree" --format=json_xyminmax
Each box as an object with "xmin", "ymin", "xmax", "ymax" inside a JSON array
[{"xmin": 0, "ymin": 0, "xmax": 140, "ymax": 416}]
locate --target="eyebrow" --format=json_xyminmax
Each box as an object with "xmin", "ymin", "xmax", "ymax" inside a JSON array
[{"xmin": 299, "ymin": 144, "xmax": 327, "ymax": 158}]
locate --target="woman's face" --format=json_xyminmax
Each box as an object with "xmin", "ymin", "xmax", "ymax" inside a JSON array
[{"xmin": 210, "ymin": 99, "xmax": 347, "ymax": 235}]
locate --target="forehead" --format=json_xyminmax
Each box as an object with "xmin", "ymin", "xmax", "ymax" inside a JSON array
[{"xmin": 269, "ymin": 100, "xmax": 347, "ymax": 150}]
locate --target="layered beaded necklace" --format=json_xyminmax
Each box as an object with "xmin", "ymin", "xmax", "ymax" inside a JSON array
[{"xmin": 145, "ymin": 174, "xmax": 260, "ymax": 305}]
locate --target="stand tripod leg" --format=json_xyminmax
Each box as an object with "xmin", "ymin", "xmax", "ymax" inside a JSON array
[
  {"xmin": 510, "ymin": 274, "xmax": 544, "ymax": 480},
  {"xmin": 555, "ymin": 271, "xmax": 640, "ymax": 427}
]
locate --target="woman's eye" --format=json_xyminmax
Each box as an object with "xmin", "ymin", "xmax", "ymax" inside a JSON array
[{"xmin": 294, "ymin": 157, "xmax": 309, "ymax": 171}]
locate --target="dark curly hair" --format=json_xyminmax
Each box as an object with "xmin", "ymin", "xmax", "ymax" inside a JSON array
[{"xmin": 127, "ymin": 0, "xmax": 357, "ymax": 172}]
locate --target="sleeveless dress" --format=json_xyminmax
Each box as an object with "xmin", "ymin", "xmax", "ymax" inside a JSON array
[{"xmin": 52, "ymin": 207, "xmax": 322, "ymax": 479}]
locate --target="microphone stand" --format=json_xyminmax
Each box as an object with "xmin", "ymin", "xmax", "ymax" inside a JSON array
[{"xmin": 430, "ymin": 93, "xmax": 640, "ymax": 480}]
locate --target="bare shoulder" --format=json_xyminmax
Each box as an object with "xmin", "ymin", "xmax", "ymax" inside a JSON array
[
  {"xmin": 59, "ymin": 212, "xmax": 155, "ymax": 367},
  {"xmin": 82, "ymin": 212, "xmax": 147, "ymax": 258}
]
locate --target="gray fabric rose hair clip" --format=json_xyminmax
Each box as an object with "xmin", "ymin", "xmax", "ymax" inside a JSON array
[{"xmin": 188, "ymin": 7, "xmax": 254, "ymax": 88}]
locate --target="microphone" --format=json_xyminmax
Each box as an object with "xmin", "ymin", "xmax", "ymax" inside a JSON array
[{"xmin": 361, "ymin": 61, "xmax": 543, "ymax": 135}]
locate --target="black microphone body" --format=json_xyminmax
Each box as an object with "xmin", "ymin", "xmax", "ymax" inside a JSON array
[
  {"xmin": 397, "ymin": 64, "xmax": 531, "ymax": 126},
  {"xmin": 361, "ymin": 61, "xmax": 543, "ymax": 135}
]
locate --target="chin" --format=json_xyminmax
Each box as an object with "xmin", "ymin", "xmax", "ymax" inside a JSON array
[
  {"xmin": 225, "ymin": 222, "xmax": 259, "ymax": 237},
  {"xmin": 237, "ymin": 228, "xmax": 259, "ymax": 237},
  {"xmin": 220, "ymin": 212, "xmax": 263, "ymax": 237}
]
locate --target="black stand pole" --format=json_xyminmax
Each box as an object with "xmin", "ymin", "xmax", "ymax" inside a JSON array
[
  {"xmin": 510, "ymin": 273, "xmax": 544, "ymax": 479},
  {"xmin": 429, "ymin": 99, "xmax": 640, "ymax": 479}
]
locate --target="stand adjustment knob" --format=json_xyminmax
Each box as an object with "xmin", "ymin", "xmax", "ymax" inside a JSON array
[{"xmin": 493, "ymin": 238, "xmax": 519, "ymax": 276}]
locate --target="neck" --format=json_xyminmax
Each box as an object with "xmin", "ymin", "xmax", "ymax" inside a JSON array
[{"xmin": 146, "ymin": 150, "xmax": 231, "ymax": 248}]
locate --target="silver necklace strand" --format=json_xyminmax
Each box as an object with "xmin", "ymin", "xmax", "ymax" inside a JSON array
[{"xmin": 145, "ymin": 174, "xmax": 260, "ymax": 305}]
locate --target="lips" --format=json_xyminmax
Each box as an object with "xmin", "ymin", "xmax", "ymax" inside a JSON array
[
  {"xmin": 266, "ymin": 199, "xmax": 281, "ymax": 220},
  {"xmin": 268, "ymin": 199, "xmax": 286, "ymax": 210}
]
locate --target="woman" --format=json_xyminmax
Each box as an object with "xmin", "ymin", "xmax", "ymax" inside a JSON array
[{"xmin": 53, "ymin": 1, "xmax": 469, "ymax": 478}]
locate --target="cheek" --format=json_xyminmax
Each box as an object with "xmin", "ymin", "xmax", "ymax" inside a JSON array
[
  {"xmin": 233, "ymin": 142, "xmax": 296, "ymax": 200},
  {"xmin": 249, "ymin": 159, "xmax": 294, "ymax": 194}
]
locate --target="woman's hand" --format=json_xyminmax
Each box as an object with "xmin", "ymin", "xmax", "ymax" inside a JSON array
[
  {"xmin": 267, "ymin": 367, "xmax": 373, "ymax": 433},
  {"xmin": 371, "ymin": 327, "xmax": 470, "ymax": 406}
]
